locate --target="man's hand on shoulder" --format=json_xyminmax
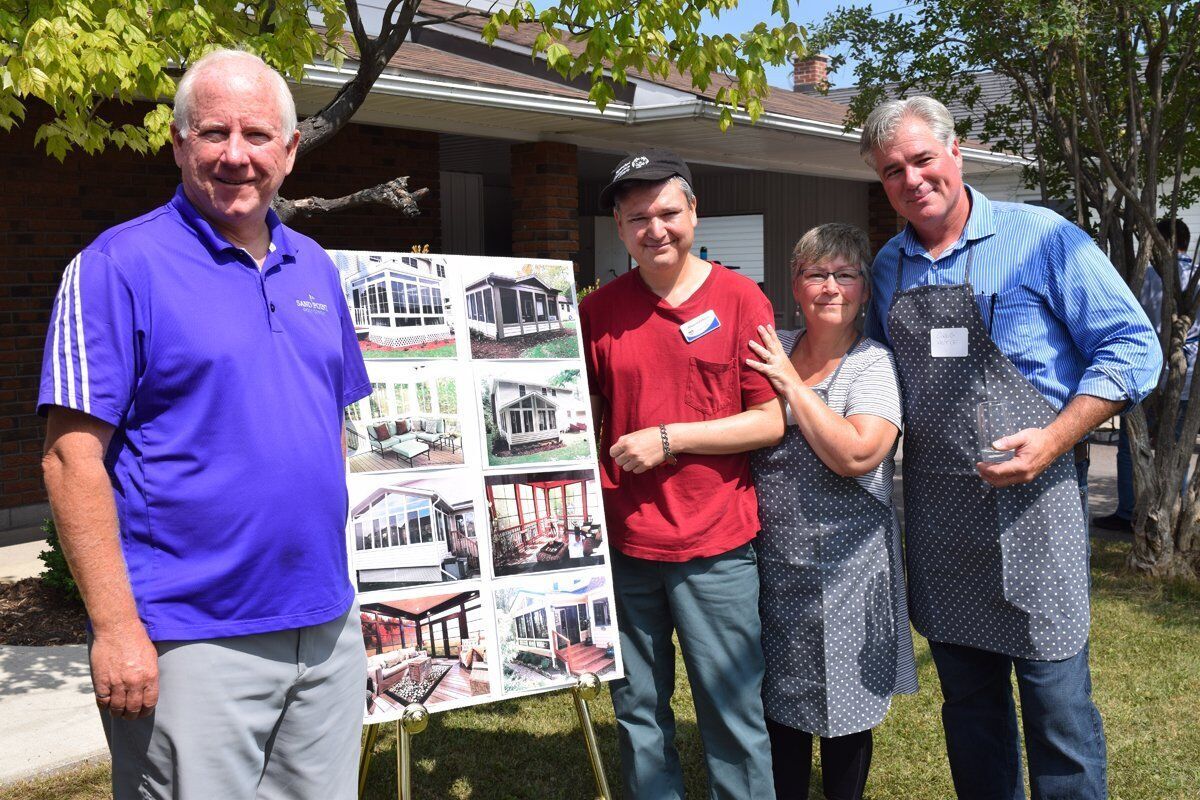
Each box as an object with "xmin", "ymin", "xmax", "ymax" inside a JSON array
[
  {"xmin": 610, "ymin": 427, "xmax": 667, "ymax": 473},
  {"xmin": 90, "ymin": 624, "xmax": 159, "ymax": 719},
  {"xmin": 976, "ymin": 426, "xmax": 1060, "ymax": 487}
]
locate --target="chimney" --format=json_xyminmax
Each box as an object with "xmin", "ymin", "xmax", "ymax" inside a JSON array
[{"xmin": 793, "ymin": 54, "xmax": 830, "ymax": 94}]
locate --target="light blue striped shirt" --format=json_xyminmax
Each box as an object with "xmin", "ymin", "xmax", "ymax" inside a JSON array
[{"xmin": 866, "ymin": 186, "xmax": 1162, "ymax": 410}]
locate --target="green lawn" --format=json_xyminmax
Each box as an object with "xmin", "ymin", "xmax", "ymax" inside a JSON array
[
  {"xmin": 521, "ymin": 323, "xmax": 579, "ymax": 359},
  {"xmin": 5, "ymin": 539, "xmax": 1198, "ymax": 800},
  {"xmin": 363, "ymin": 343, "xmax": 457, "ymax": 359},
  {"xmin": 488, "ymin": 433, "xmax": 593, "ymax": 467}
]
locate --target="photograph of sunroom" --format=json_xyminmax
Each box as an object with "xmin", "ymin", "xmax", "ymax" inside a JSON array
[
  {"xmin": 330, "ymin": 250, "xmax": 457, "ymax": 359},
  {"xmin": 348, "ymin": 473, "xmax": 480, "ymax": 592},
  {"xmin": 361, "ymin": 589, "xmax": 491, "ymax": 721},
  {"xmin": 346, "ymin": 362, "xmax": 465, "ymax": 473},
  {"xmin": 478, "ymin": 363, "xmax": 592, "ymax": 467},
  {"xmin": 460, "ymin": 261, "xmax": 579, "ymax": 359},
  {"xmin": 485, "ymin": 469, "xmax": 606, "ymax": 577},
  {"xmin": 494, "ymin": 572, "xmax": 619, "ymax": 695}
]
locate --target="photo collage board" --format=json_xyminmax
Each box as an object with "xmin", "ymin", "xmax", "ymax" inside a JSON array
[{"xmin": 331, "ymin": 249, "xmax": 623, "ymax": 725}]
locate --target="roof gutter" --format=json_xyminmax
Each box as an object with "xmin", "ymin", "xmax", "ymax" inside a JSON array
[
  {"xmin": 630, "ymin": 100, "xmax": 1024, "ymax": 167},
  {"xmin": 302, "ymin": 62, "xmax": 630, "ymax": 120}
]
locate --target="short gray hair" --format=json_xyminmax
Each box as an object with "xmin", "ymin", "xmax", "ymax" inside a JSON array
[
  {"xmin": 859, "ymin": 96, "xmax": 956, "ymax": 168},
  {"xmin": 613, "ymin": 175, "xmax": 696, "ymax": 214},
  {"xmin": 791, "ymin": 223, "xmax": 873, "ymax": 282},
  {"xmin": 173, "ymin": 49, "xmax": 297, "ymax": 139}
]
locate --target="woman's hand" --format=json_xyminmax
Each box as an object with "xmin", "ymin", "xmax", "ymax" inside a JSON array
[{"xmin": 746, "ymin": 325, "xmax": 802, "ymax": 396}]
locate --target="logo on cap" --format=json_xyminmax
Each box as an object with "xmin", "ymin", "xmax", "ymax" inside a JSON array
[{"xmin": 613, "ymin": 155, "xmax": 650, "ymax": 181}]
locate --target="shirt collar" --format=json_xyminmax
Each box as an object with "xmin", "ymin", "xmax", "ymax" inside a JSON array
[
  {"xmin": 899, "ymin": 184, "xmax": 995, "ymax": 258},
  {"xmin": 169, "ymin": 185, "xmax": 296, "ymax": 266}
]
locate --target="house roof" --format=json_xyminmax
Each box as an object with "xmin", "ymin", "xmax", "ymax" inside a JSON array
[
  {"xmin": 366, "ymin": 590, "xmax": 479, "ymax": 619},
  {"xmin": 463, "ymin": 272, "xmax": 561, "ymax": 294}
]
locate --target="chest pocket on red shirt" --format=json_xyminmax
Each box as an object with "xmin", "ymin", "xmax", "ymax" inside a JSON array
[{"xmin": 685, "ymin": 357, "xmax": 738, "ymax": 417}]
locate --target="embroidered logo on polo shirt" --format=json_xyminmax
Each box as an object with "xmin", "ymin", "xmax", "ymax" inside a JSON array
[{"xmin": 295, "ymin": 293, "xmax": 329, "ymax": 314}]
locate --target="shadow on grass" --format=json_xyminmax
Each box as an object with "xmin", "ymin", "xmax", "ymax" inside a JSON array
[{"xmin": 1090, "ymin": 538, "xmax": 1200, "ymax": 632}]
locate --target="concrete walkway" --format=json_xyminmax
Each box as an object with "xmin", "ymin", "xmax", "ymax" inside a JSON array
[{"xmin": 0, "ymin": 441, "xmax": 1125, "ymax": 787}]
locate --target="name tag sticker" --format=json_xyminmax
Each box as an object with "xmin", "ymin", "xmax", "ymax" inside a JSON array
[
  {"xmin": 931, "ymin": 327, "xmax": 969, "ymax": 357},
  {"xmin": 680, "ymin": 310, "xmax": 721, "ymax": 343}
]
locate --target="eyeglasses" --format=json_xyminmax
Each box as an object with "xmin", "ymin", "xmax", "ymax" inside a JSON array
[{"xmin": 798, "ymin": 269, "xmax": 863, "ymax": 286}]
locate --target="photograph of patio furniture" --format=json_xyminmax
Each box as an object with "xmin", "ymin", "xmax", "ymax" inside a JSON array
[
  {"xmin": 485, "ymin": 469, "xmax": 607, "ymax": 577},
  {"xmin": 479, "ymin": 363, "xmax": 593, "ymax": 467},
  {"xmin": 346, "ymin": 362, "xmax": 467, "ymax": 474},
  {"xmin": 494, "ymin": 572, "xmax": 620, "ymax": 695},
  {"xmin": 349, "ymin": 473, "xmax": 481, "ymax": 591},
  {"xmin": 461, "ymin": 262, "xmax": 579, "ymax": 359},
  {"xmin": 361, "ymin": 589, "xmax": 492, "ymax": 722},
  {"xmin": 331, "ymin": 250, "xmax": 458, "ymax": 359}
]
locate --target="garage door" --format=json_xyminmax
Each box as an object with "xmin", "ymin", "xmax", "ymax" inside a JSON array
[{"xmin": 690, "ymin": 215, "xmax": 765, "ymax": 285}]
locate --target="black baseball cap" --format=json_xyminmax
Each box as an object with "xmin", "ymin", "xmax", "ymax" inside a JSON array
[{"xmin": 598, "ymin": 148, "xmax": 694, "ymax": 211}]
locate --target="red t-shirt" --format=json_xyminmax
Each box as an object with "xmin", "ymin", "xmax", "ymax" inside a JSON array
[{"xmin": 580, "ymin": 264, "xmax": 777, "ymax": 561}]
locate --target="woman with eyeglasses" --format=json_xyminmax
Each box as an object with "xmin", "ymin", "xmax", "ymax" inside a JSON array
[{"xmin": 746, "ymin": 223, "xmax": 918, "ymax": 800}]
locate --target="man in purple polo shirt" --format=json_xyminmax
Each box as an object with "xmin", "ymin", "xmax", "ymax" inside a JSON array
[{"xmin": 38, "ymin": 49, "xmax": 370, "ymax": 798}]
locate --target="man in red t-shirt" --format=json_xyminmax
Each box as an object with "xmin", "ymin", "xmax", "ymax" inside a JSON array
[{"xmin": 580, "ymin": 149, "xmax": 784, "ymax": 800}]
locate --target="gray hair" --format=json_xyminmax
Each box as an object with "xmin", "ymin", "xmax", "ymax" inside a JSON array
[
  {"xmin": 613, "ymin": 175, "xmax": 696, "ymax": 213},
  {"xmin": 173, "ymin": 49, "xmax": 297, "ymax": 139},
  {"xmin": 790, "ymin": 223, "xmax": 873, "ymax": 282},
  {"xmin": 859, "ymin": 96, "xmax": 956, "ymax": 168}
]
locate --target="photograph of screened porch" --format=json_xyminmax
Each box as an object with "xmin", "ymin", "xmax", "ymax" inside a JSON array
[
  {"xmin": 485, "ymin": 469, "xmax": 606, "ymax": 577},
  {"xmin": 463, "ymin": 273, "xmax": 564, "ymax": 342},
  {"xmin": 361, "ymin": 589, "xmax": 491, "ymax": 719},
  {"xmin": 495, "ymin": 574, "xmax": 618, "ymax": 694},
  {"xmin": 350, "ymin": 479, "xmax": 479, "ymax": 592},
  {"xmin": 331, "ymin": 251, "xmax": 456, "ymax": 357},
  {"xmin": 346, "ymin": 367, "xmax": 465, "ymax": 473},
  {"xmin": 482, "ymin": 369, "xmax": 592, "ymax": 466}
]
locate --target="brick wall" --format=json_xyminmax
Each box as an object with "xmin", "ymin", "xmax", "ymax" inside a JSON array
[
  {"xmin": 0, "ymin": 106, "xmax": 439, "ymax": 513},
  {"xmin": 510, "ymin": 141, "xmax": 579, "ymax": 266},
  {"xmin": 867, "ymin": 181, "xmax": 905, "ymax": 256}
]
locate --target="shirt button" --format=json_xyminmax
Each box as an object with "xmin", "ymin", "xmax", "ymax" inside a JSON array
[{"xmin": 270, "ymin": 303, "xmax": 276, "ymax": 312}]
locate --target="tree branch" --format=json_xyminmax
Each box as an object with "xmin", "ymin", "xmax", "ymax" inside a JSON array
[{"xmin": 273, "ymin": 176, "xmax": 430, "ymax": 225}]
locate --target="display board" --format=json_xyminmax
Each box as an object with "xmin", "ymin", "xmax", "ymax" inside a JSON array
[{"xmin": 330, "ymin": 250, "xmax": 622, "ymax": 725}]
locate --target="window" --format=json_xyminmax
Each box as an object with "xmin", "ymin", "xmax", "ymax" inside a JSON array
[
  {"xmin": 437, "ymin": 378, "xmax": 457, "ymax": 415},
  {"xmin": 484, "ymin": 296, "xmax": 494, "ymax": 323},
  {"xmin": 492, "ymin": 484, "xmax": 519, "ymax": 531},
  {"xmin": 391, "ymin": 281, "xmax": 406, "ymax": 314},
  {"xmin": 369, "ymin": 384, "xmax": 389, "ymax": 419},
  {"xmin": 416, "ymin": 382, "xmax": 433, "ymax": 414},
  {"xmin": 345, "ymin": 403, "xmax": 361, "ymax": 422},
  {"xmin": 535, "ymin": 295, "xmax": 547, "ymax": 321},
  {"xmin": 533, "ymin": 609, "xmax": 548, "ymax": 639},
  {"xmin": 509, "ymin": 409, "xmax": 523, "ymax": 434},
  {"xmin": 392, "ymin": 383, "xmax": 411, "ymax": 416},
  {"xmin": 355, "ymin": 522, "xmax": 365, "ymax": 551},
  {"xmin": 518, "ymin": 384, "xmax": 526, "ymax": 396},
  {"xmin": 593, "ymin": 598, "xmax": 611, "ymax": 626}
]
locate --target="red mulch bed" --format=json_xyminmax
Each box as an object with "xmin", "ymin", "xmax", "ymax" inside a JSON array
[
  {"xmin": 360, "ymin": 337, "xmax": 454, "ymax": 353},
  {"xmin": 0, "ymin": 578, "xmax": 87, "ymax": 646}
]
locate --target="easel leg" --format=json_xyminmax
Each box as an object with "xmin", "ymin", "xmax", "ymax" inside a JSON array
[
  {"xmin": 571, "ymin": 672, "xmax": 612, "ymax": 800},
  {"xmin": 395, "ymin": 704, "xmax": 430, "ymax": 800},
  {"xmin": 358, "ymin": 723, "xmax": 381, "ymax": 800}
]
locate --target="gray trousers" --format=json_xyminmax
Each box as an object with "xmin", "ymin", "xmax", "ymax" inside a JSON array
[{"xmin": 99, "ymin": 608, "xmax": 365, "ymax": 800}]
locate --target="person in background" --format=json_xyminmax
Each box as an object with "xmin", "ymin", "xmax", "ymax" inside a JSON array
[
  {"xmin": 747, "ymin": 223, "xmax": 918, "ymax": 800},
  {"xmin": 1095, "ymin": 218, "xmax": 1195, "ymax": 532}
]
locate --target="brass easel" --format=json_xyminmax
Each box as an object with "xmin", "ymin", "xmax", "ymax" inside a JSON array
[{"xmin": 357, "ymin": 673, "xmax": 610, "ymax": 800}]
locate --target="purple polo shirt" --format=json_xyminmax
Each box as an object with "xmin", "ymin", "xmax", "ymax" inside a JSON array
[{"xmin": 38, "ymin": 187, "xmax": 370, "ymax": 641}]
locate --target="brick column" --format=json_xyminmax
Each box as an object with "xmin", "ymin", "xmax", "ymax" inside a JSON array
[
  {"xmin": 510, "ymin": 141, "xmax": 579, "ymax": 265},
  {"xmin": 867, "ymin": 182, "xmax": 905, "ymax": 255}
]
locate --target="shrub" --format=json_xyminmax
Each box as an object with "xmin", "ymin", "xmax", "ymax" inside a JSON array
[{"xmin": 38, "ymin": 518, "xmax": 81, "ymax": 601}]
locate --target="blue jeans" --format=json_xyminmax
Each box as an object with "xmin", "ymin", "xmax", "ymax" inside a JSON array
[
  {"xmin": 928, "ymin": 641, "xmax": 1107, "ymax": 800},
  {"xmin": 927, "ymin": 465, "xmax": 1106, "ymax": 799},
  {"xmin": 1114, "ymin": 401, "xmax": 1189, "ymax": 519},
  {"xmin": 608, "ymin": 544, "xmax": 776, "ymax": 800}
]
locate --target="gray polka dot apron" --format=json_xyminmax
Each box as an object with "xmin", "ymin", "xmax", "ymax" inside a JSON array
[
  {"xmin": 751, "ymin": 336, "xmax": 913, "ymax": 737},
  {"xmin": 887, "ymin": 248, "xmax": 1089, "ymax": 660}
]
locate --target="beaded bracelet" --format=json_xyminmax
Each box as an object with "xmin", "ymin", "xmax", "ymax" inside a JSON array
[{"xmin": 659, "ymin": 423, "xmax": 677, "ymax": 465}]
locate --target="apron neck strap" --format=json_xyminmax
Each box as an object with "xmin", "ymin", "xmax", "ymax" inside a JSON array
[{"xmin": 893, "ymin": 237, "xmax": 975, "ymax": 293}]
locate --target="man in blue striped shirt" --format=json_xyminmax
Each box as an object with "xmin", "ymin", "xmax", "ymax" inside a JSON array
[{"xmin": 862, "ymin": 96, "xmax": 1160, "ymax": 800}]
